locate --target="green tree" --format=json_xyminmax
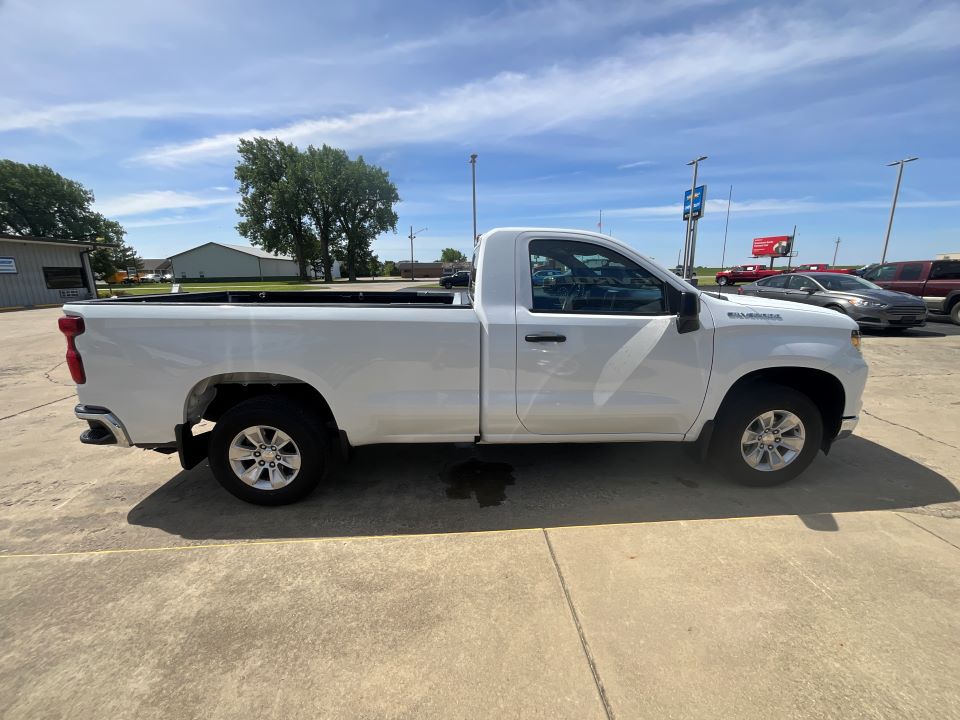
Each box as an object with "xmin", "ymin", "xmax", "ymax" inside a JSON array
[
  {"xmin": 302, "ymin": 144, "xmax": 349, "ymax": 282},
  {"xmin": 235, "ymin": 138, "xmax": 317, "ymax": 280},
  {"xmin": 89, "ymin": 219, "xmax": 141, "ymax": 278},
  {"xmin": 438, "ymin": 248, "xmax": 468, "ymax": 263},
  {"xmin": 335, "ymin": 156, "xmax": 400, "ymax": 281},
  {"xmin": 382, "ymin": 260, "xmax": 400, "ymax": 277},
  {"xmin": 0, "ymin": 159, "xmax": 136, "ymax": 276}
]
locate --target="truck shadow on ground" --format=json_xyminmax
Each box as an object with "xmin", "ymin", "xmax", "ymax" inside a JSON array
[{"xmin": 127, "ymin": 435, "xmax": 959, "ymax": 541}]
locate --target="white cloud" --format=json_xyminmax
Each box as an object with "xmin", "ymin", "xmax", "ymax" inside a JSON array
[
  {"xmin": 135, "ymin": 5, "xmax": 960, "ymax": 166},
  {"xmin": 96, "ymin": 191, "xmax": 235, "ymax": 217},
  {"xmin": 617, "ymin": 161, "xmax": 656, "ymax": 170},
  {"xmin": 588, "ymin": 197, "xmax": 960, "ymax": 220}
]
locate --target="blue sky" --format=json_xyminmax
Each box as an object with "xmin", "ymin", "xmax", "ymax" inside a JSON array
[{"xmin": 2, "ymin": 0, "xmax": 958, "ymax": 266}]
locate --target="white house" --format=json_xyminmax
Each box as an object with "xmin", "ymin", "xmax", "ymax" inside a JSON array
[{"xmin": 168, "ymin": 242, "xmax": 340, "ymax": 281}]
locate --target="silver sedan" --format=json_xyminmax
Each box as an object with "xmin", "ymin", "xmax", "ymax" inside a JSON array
[{"xmin": 738, "ymin": 272, "xmax": 927, "ymax": 332}]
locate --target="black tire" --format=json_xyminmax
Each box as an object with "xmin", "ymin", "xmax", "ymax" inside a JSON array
[
  {"xmin": 208, "ymin": 396, "xmax": 328, "ymax": 505},
  {"xmin": 950, "ymin": 301, "xmax": 960, "ymax": 326},
  {"xmin": 711, "ymin": 382, "xmax": 823, "ymax": 487},
  {"xmin": 717, "ymin": 277, "xmax": 728, "ymax": 286}
]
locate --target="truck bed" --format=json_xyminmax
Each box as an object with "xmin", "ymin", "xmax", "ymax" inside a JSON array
[{"xmin": 81, "ymin": 290, "xmax": 468, "ymax": 306}]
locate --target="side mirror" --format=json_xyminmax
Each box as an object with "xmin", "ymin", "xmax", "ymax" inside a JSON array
[
  {"xmin": 677, "ymin": 291, "xmax": 700, "ymax": 334},
  {"xmin": 805, "ymin": 287, "xmax": 818, "ymax": 294}
]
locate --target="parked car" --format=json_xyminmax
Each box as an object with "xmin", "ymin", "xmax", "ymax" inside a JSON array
[
  {"xmin": 61, "ymin": 227, "xmax": 866, "ymax": 505},
  {"xmin": 715, "ymin": 265, "xmax": 783, "ymax": 286},
  {"xmin": 139, "ymin": 274, "xmax": 162, "ymax": 283},
  {"xmin": 440, "ymin": 270, "xmax": 471, "ymax": 289},
  {"xmin": 851, "ymin": 263, "xmax": 879, "ymax": 278},
  {"xmin": 531, "ymin": 268, "xmax": 565, "ymax": 286},
  {"xmin": 739, "ymin": 272, "xmax": 927, "ymax": 332},
  {"xmin": 120, "ymin": 276, "xmax": 140, "ymax": 285},
  {"xmin": 860, "ymin": 259, "xmax": 960, "ymax": 324},
  {"xmin": 785, "ymin": 264, "xmax": 853, "ymax": 274}
]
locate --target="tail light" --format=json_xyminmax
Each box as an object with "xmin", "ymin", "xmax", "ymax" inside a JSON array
[{"xmin": 58, "ymin": 316, "xmax": 86, "ymax": 384}]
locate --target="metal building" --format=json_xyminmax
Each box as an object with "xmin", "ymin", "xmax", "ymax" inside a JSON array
[
  {"xmin": 168, "ymin": 242, "xmax": 314, "ymax": 281},
  {"xmin": 0, "ymin": 234, "xmax": 97, "ymax": 310}
]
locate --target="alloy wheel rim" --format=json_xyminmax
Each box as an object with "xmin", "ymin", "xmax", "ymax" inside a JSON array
[
  {"xmin": 228, "ymin": 425, "xmax": 302, "ymax": 490},
  {"xmin": 740, "ymin": 410, "xmax": 805, "ymax": 472}
]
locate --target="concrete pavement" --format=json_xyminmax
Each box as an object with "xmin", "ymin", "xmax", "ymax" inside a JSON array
[{"xmin": 1, "ymin": 307, "xmax": 959, "ymax": 719}]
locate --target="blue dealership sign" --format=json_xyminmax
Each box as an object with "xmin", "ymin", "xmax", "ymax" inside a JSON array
[{"xmin": 683, "ymin": 185, "xmax": 707, "ymax": 221}]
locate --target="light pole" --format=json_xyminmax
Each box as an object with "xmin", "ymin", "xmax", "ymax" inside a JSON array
[
  {"xmin": 881, "ymin": 156, "xmax": 918, "ymax": 264},
  {"xmin": 469, "ymin": 154, "xmax": 478, "ymax": 243},
  {"xmin": 720, "ymin": 184, "xmax": 732, "ymax": 269},
  {"xmin": 683, "ymin": 155, "xmax": 707, "ymax": 279},
  {"xmin": 832, "ymin": 236, "xmax": 841, "ymax": 266},
  {"xmin": 408, "ymin": 226, "xmax": 428, "ymax": 281}
]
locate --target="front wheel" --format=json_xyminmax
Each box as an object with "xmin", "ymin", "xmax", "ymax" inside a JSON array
[
  {"xmin": 717, "ymin": 277, "xmax": 728, "ymax": 286},
  {"xmin": 711, "ymin": 382, "xmax": 823, "ymax": 487},
  {"xmin": 208, "ymin": 396, "xmax": 328, "ymax": 505}
]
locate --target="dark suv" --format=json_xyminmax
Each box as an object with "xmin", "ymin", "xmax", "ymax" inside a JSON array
[
  {"xmin": 440, "ymin": 270, "xmax": 471, "ymax": 289},
  {"xmin": 862, "ymin": 260, "xmax": 960, "ymax": 324}
]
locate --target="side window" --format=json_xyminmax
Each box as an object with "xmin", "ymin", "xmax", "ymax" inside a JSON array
[
  {"xmin": 763, "ymin": 275, "xmax": 789, "ymax": 288},
  {"xmin": 898, "ymin": 263, "xmax": 923, "ymax": 281},
  {"xmin": 873, "ymin": 264, "xmax": 897, "ymax": 281},
  {"xmin": 788, "ymin": 275, "xmax": 818, "ymax": 291},
  {"xmin": 930, "ymin": 261, "xmax": 960, "ymax": 280},
  {"xmin": 528, "ymin": 239, "xmax": 667, "ymax": 315}
]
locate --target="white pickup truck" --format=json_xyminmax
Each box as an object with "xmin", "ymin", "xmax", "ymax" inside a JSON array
[{"xmin": 61, "ymin": 228, "xmax": 867, "ymax": 505}]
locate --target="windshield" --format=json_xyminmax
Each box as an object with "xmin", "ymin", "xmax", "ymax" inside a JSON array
[{"xmin": 816, "ymin": 274, "xmax": 882, "ymax": 291}]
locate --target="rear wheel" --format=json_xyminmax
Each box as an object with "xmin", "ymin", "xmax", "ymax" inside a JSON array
[
  {"xmin": 717, "ymin": 277, "xmax": 729, "ymax": 286},
  {"xmin": 950, "ymin": 301, "xmax": 960, "ymax": 326},
  {"xmin": 208, "ymin": 396, "xmax": 328, "ymax": 505},
  {"xmin": 711, "ymin": 382, "xmax": 823, "ymax": 487}
]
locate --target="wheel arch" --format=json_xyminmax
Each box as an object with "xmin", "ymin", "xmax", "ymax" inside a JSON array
[
  {"xmin": 719, "ymin": 367, "xmax": 845, "ymax": 449},
  {"xmin": 183, "ymin": 372, "xmax": 340, "ymax": 432}
]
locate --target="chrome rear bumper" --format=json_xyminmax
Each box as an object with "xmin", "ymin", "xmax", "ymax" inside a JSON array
[
  {"xmin": 837, "ymin": 416, "xmax": 858, "ymax": 440},
  {"xmin": 75, "ymin": 404, "xmax": 132, "ymax": 447}
]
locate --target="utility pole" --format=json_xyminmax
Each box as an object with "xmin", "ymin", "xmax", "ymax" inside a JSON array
[
  {"xmin": 469, "ymin": 154, "xmax": 478, "ymax": 243},
  {"xmin": 720, "ymin": 184, "xmax": 732, "ymax": 269},
  {"xmin": 832, "ymin": 236, "xmax": 841, "ymax": 266},
  {"xmin": 683, "ymin": 156, "xmax": 707, "ymax": 279},
  {"xmin": 408, "ymin": 225, "xmax": 428, "ymax": 281},
  {"xmin": 599, "ymin": 209, "xmax": 603, "ymax": 234},
  {"xmin": 881, "ymin": 156, "xmax": 918, "ymax": 263}
]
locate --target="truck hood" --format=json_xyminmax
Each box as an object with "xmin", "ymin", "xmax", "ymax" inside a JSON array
[{"xmin": 700, "ymin": 290, "xmax": 858, "ymax": 330}]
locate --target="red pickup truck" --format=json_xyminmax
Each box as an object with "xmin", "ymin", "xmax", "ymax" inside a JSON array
[
  {"xmin": 863, "ymin": 259, "xmax": 960, "ymax": 324},
  {"xmin": 715, "ymin": 265, "xmax": 783, "ymax": 286}
]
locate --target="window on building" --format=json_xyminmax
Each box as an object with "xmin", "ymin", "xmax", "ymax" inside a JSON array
[{"xmin": 42, "ymin": 267, "xmax": 85, "ymax": 289}]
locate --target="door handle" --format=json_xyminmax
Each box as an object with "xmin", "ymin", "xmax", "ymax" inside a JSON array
[{"xmin": 525, "ymin": 333, "xmax": 567, "ymax": 343}]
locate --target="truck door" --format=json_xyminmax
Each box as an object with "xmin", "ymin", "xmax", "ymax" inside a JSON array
[
  {"xmin": 888, "ymin": 262, "xmax": 928, "ymax": 297},
  {"xmin": 514, "ymin": 235, "xmax": 713, "ymax": 436}
]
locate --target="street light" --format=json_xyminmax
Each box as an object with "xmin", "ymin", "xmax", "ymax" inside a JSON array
[
  {"xmin": 408, "ymin": 226, "xmax": 428, "ymax": 281},
  {"xmin": 683, "ymin": 155, "xmax": 707, "ymax": 279},
  {"xmin": 881, "ymin": 156, "xmax": 918, "ymax": 264},
  {"xmin": 469, "ymin": 154, "xmax": 478, "ymax": 243}
]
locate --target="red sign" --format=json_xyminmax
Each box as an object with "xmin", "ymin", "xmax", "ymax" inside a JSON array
[{"xmin": 752, "ymin": 235, "xmax": 793, "ymax": 257}]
